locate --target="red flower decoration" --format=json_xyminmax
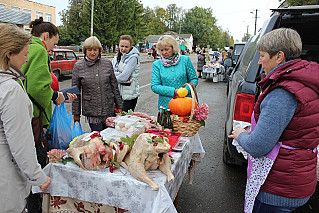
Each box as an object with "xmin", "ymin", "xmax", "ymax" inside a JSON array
[
  {"xmin": 153, "ymin": 142, "xmax": 158, "ymax": 146},
  {"xmin": 90, "ymin": 132, "xmax": 101, "ymax": 139},
  {"xmin": 118, "ymin": 142, "xmax": 124, "ymax": 151},
  {"xmin": 152, "ymin": 136, "xmax": 157, "ymax": 139}
]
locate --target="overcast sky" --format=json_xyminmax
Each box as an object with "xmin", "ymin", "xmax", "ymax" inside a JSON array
[{"xmin": 31, "ymin": 0, "xmax": 282, "ymax": 41}]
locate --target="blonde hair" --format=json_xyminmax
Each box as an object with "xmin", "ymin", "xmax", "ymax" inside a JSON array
[
  {"xmin": 0, "ymin": 24, "xmax": 32, "ymax": 71},
  {"xmin": 83, "ymin": 36, "xmax": 102, "ymax": 54},
  {"xmin": 157, "ymin": 35, "xmax": 179, "ymax": 55}
]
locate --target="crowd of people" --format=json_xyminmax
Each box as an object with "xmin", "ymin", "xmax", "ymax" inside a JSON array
[{"xmin": 0, "ymin": 16, "xmax": 319, "ymax": 213}]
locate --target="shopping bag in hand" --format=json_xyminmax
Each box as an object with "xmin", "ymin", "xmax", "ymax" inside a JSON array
[
  {"xmin": 72, "ymin": 121, "xmax": 86, "ymax": 140},
  {"xmin": 47, "ymin": 102, "xmax": 72, "ymax": 150}
]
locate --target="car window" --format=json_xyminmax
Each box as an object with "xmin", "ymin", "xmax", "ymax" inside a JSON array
[
  {"xmin": 56, "ymin": 52, "xmax": 66, "ymax": 60},
  {"xmin": 238, "ymin": 35, "xmax": 259, "ymax": 78},
  {"xmin": 66, "ymin": 51, "xmax": 76, "ymax": 60},
  {"xmin": 233, "ymin": 45, "xmax": 245, "ymax": 56}
]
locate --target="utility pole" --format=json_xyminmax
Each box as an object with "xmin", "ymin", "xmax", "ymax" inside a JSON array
[
  {"xmin": 90, "ymin": 0, "xmax": 94, "ymax": 36},
  {"xmin": 252, "ymin": 9, "xmax": 258, "ymax": 35}
]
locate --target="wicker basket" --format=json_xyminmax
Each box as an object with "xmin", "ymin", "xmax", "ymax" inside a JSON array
[{"xmin": 172, "ymin": 83, "xmax": 202, "ymax": 137}]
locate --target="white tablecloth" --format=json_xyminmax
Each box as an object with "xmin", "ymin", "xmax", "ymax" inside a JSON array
[{"xmin": 33, "ymin": 133, "xmax": 205, "ymax": 213}]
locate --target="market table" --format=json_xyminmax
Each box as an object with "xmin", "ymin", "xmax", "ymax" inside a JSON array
[
  {"xmin": 203, "ymin": 63, "xmax": 225, "ymax": 82},
  {"xmin": 33, "ymin": 133, "xmax": 205, "ymax": 213}
]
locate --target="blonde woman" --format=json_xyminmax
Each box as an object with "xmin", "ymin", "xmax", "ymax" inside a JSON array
[
  {"xmin": 72, "ymin": 36, "xmax": 122, "ymax": 131},
  {"xmin": 0, "ymin": 23, "xmax": 51, "ymax": 212},
  {"xmin": 151, "ymin": 35, "xmax": 198, "ymax": 109}
]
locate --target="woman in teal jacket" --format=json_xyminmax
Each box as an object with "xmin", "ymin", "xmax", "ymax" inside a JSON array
[{"xmin": 151, "ymin": 35, "xmax": 198, "ymax": 109}]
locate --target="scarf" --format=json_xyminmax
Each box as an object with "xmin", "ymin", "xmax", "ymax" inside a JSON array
[
  {"xmin": 160, "ymin": 53, "xmax": 181, "ymax": 67},
  {"xmin": 84, "ymin": 55, "xmax": 101, "ymax": 67}
]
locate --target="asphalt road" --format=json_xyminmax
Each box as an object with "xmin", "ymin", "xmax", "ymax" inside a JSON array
[{"xmin": 58, "ymin": 53, "xmax": 247, "ymax": 212}]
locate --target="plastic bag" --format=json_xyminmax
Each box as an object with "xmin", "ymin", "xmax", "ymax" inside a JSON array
[
  {"xmin": 47, "ymin": 102, "xmax": 72, "ymax": 150},
  {"xmin": 72, "ymin": 121, "xmax": 86, "ymax": 140}
]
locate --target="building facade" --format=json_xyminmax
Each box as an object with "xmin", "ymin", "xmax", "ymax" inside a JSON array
[
  {"xmin": 0, "ymin": 0, "xmax": 56, "ymax": 31},
  {"xmin": 145, "ymin": 31, "xmax": 193, "ymax": 52}
]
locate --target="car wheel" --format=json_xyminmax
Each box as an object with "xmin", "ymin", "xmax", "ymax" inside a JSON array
[{"xmin": 53, "ymin": 70, "xmax": 60, "ymax": 81}]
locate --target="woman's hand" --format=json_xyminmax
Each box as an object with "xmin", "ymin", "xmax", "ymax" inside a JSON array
[
  {"xmin": 40, "ymin": 176, "xmax": 51, "ymax": 191},
  {"xmin": 55, "ymin": 92, "xmax": 65, "ymax": 105},
  {"xmin": 228, "ymin": 128, "xmax": 249, "ymax": 141},
  {"xmin": 65, "ymin": 93, "xmax": 77, "ymax": 103}
]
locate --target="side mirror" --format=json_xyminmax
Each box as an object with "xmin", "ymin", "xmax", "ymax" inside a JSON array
[{"xmin": 223, "ymin": 58, "xmax": 233, "ymax": 67}]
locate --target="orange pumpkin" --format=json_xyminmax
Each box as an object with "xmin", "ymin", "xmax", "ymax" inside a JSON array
[{"xmin": 168, "ymin": 97, "xmax": 197, "ymax": 116}]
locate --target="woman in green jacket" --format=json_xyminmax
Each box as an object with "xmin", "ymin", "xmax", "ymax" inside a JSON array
[{"xmin": 21, "ymin": 17, "xmax": 76, "ymax": 213}]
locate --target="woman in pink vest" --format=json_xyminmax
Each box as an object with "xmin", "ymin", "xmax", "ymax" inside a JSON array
[{"xmin": 229, "ymin": 28, "xmax": 319, "ymax": 212}]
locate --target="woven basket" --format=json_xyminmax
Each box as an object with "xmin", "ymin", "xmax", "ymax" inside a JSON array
[{"xmin": 172, "ymin": 83, "xmax": 202, "ymax": 137}]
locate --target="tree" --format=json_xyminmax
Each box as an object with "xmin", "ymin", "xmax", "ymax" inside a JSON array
[
  {"xmin": 166, "ymin": 4, "xmax": 183, "ymax": 32},
  {"xmin": 60, "ymin": 0, "xmax": 90, "ymax": 44},
  {"xmin": 180, "ymin": 7, "xmax": 218, "ymax": 49},
  {"xmin": 57, "ymin": 26, "xmax": 74, "ymax": 45},
  {"xmin": 61, "ymin": 0, "xmax": 146, "ymax": 48},
  {"xmin": 279, "ymin": 0, "xmax": 318, "ymax": 5},
  {"xmin": 142, "ymin": 6, "xmax": 168, "ymax": 35}
]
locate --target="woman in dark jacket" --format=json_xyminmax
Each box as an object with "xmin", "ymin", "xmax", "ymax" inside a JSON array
[
  {"xmin": 197, "ymin": 50, "xmax": 205, "ymax": 78},
  {"xmin": 72, "ymin": 36, "xmax": 122, "ymax": 131}
]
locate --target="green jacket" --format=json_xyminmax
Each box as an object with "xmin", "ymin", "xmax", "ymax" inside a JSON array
[{"xmin": 21, "ymin": 36, "xmax": 53, "ymax": 128}]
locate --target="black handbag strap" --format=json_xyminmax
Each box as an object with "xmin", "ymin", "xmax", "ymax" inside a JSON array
[
  {"xmin": 28, "ymin": 94, "xmax": 50, "ymax": 122},
  {"xmin": 24, "ymin": 77, "xmax": 50, "ymax": 122}
]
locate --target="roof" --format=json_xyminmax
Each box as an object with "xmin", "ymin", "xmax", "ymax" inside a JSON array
[
  {"xmin": 179, "ymin": 34, "xmax": 192, "ymax": 39},
  {"xmin": 145, "ymin": 35, "xmax": 161, "ymax": 43},
  {"xmin": 0, "ymin": 8, "xmax": 31, "ymax": 25}
]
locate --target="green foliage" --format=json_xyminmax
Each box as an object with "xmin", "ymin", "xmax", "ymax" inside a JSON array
[
  {"xmin": 60, "ymin": 2, "xmax": 233, "ymax": 49},
  {"xmin": 283, "ymin": 0, "xmax": 318, "ymax": 5},
  {"xmin": 57, "ymin": 26, "xmax": 74, "ymax": 45},
  {"xmin": 142, "ymin": 6, "xmax": 169, "ymax": 35},
  {"xmin": 120, "ymin": 134, "xmax": 139, "ymax": 148},
  {"xmin": 166, "ymin": 4, "xmax": 183, "ymax": 32},
  {"xmin": 60, "ymin": 0, "xmax": 90, "ymax": 44}
]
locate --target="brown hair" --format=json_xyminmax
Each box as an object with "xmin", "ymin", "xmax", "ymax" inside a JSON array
[
  {"xmin": 29, "ymin": 17, "xmax": 59, "ymax": 38},
  {"xmin": 0, "ymin": 24, "xmax": 32, "ymax": 70},
  {"xmin": 119, "ymin": 35, "xmax": 132, "ymax": 46}
]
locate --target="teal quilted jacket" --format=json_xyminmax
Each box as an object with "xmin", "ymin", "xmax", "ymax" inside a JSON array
[{"xmin": 151, "ymin": 55, "xmax": 198, "ymax": 109}]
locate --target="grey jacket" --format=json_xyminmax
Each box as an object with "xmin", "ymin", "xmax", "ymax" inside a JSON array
[
  {"xmin": 112, "ymin": 47, "xmax": 140, "ymax": 100},
  {"xmin": 0, "ymin": 67, "xmax": 47, "ymax": 212},
  {"xmin": 72, "ymin": 57, "xmax": 123, "ymax": 117},
  {"xmin": 197, "ymin": 54, "xmax": 205, "ymax": 71}
]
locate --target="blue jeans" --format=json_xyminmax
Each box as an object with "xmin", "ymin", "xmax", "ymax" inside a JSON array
[{"xmin": 253, "ymin": 198, "xmax": 297, "ymax": 213}]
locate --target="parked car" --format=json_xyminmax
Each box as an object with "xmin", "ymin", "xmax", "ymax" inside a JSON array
[
  {"xmin": 50, "ymin": 49, "xmax": 80, "ymax": 80},
  {"xmin": 230, "ymin": 42, "xmax": 245, "ymax": 66},
  {"xmin": 223, "ymin": 5, "xmax": 319, "ymax": 165}
]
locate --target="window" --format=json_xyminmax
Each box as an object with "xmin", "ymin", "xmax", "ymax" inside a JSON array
[
  {"xmin": 24, "ymin": 9, "xmax": 31, "ymax": 14},
  {"xmin": 66, "ymin": 51, "xmax": 77, "ymax": 60},
  {"xmin": 45, "ymin": 13, "xmax": 52, "ymax": 22},
  {"xmin": 11, "ymin": 6, "xmax": 20, "ymax": 12},
  {"xmin": 36, "ymin": 11, "xmax": 43, "ymax": 19},
  {"xmin": 55, "ymin": 52, "xmax": 66, "ymax": 61},
  {"xmin": 0, "ymin": 4, "xmax": 5, "ymax": 9}
]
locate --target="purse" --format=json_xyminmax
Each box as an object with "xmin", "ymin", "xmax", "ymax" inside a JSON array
[{"xmin": 29, "ymin": 95, "xmax": 50, "ymax": 148}]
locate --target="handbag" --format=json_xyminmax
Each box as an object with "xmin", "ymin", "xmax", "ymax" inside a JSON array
[{"xmin": 29, "ymin": 95, "xmax": 50, "ymax": 147}]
